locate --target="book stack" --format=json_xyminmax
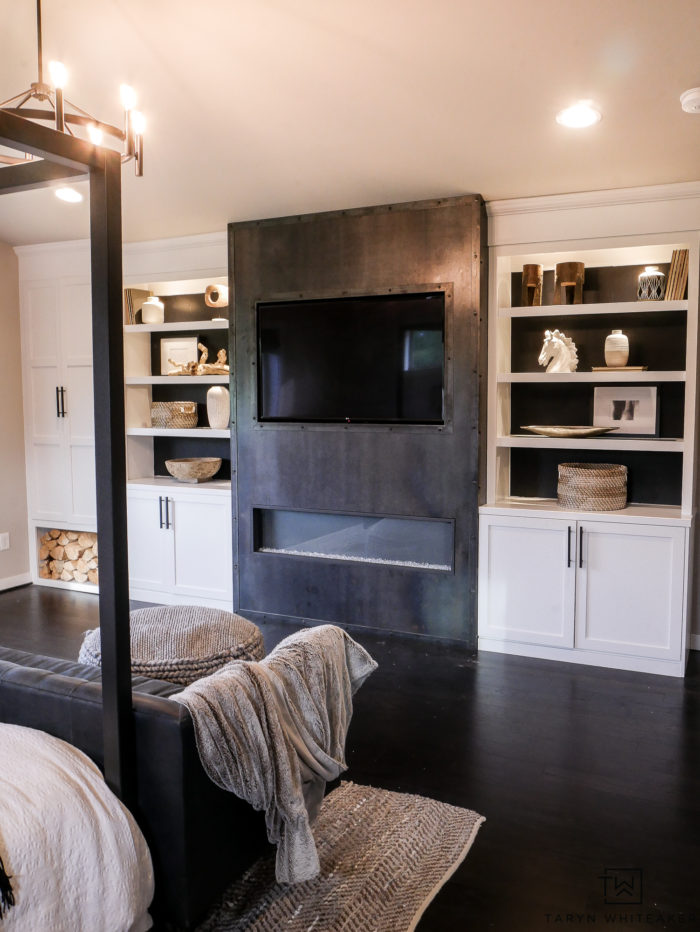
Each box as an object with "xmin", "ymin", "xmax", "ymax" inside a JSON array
[{"xmin": 665, "ymin": 249, "xmax": 689, "ymax": 300}]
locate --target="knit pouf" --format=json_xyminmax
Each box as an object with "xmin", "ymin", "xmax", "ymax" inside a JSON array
[{"xmin": 78, "ymin": 606, "xmax": 264, "ymax": 685}]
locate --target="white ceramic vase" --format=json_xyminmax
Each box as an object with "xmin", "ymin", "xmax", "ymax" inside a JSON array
[
  {"xmin": 141, "ymin": 296, "xmax": 164, "ymax": 324},
  {"xmin": 604, "ymin": 330, "xmax": 629, "ymax": 367},
  {"xmin": 206, "ymin": 385, "xmax": 230, "ymax": 429}
]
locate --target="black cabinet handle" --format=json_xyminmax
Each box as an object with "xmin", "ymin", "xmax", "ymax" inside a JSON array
[
  {"xmin": 158, "ymin": 496, "xmax": 164, "ymax": 529},
  {"xmin": 55, "ymin": 386, "xmax": 61, "ymax": 418},
  {"xmin": 59, "ymin": 386, "xmax": 66, "ymax": 417},
  {"xmin": 165, "ymin": 497, "xmax": 171, "ymax": 529},
  {"xmin": 567, "ymin": 526, "xmax": 572, "ymax": 567},
  {"xmin": 579, "ymin": 526, "xmax": 584, "ymax": 568}
]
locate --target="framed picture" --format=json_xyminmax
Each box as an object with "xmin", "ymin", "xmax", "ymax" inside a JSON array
[
  {"xmin": 593, "ymin": 386, "xmax": 658, "ymax": 435},
  {"xmin": 160, "ymin": 336, "xmax": 199, "ymax": 375}
]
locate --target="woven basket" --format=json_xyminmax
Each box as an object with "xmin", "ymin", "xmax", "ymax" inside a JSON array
[
  {"xmin": 151, "ymin": 401, "xmax": 198, "ymax": 429},
  {"xmin": 557, "ymin": 463, "xmax": 627, "ymax": 511}
]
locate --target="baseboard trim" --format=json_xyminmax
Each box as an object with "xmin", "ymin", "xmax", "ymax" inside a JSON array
[{"xmin": 0, "ymin": 572, "xmax": 32, "ymax": 593}]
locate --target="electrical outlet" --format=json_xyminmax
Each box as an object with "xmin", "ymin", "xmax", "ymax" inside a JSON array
[{"xmin": 0, "ymin": 532, "xmax": 9, "ymax": 551}]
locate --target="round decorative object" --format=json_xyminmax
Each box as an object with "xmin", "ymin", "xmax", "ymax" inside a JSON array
[
  {"xmin": 141, "ymin": 295, "xmax": 165, "ymax": 324},
  {"xmin": 150, "ymin": 401, "xmax": 198, "ymax": 429},
  {"xmin": 637, "ymin": 266, "xmax": 665, "ymax": 301},
  {"xmin": 604, "ymin": 330, "xmax": 629, "ymax": 367},
  {"xmin": 206, "ymin": 385, "xmax": 230, "ymax": 429},
  {"xmin": 557, "ymin": 463, "xmax": 628, "ymax": 512},
  {"xmin": 164, "ymin": 457, "xmax": 222, "ymax": 483},
  {"xmin": 78, "ymin": 605, "xmax": 265, "ymax": 686}
]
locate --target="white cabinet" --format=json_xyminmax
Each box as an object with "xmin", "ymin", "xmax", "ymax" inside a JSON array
[
  {"xmin": 127, "ymin": 482, "xmax": 233, "ymax": 609},
  {"xmin": 20, "ymin": 278, "xmax": 96, "ymax": 527},
  {"xmin": 478, "ymin": 510, "xmax": 690, "ymax": 676},
  {"xmin": 478, "ymin": 515, "xmax": 575, "ymax": 648},
  {"xmin": 575, "ymin": 520, "xmax": 686, "ymax": 661}
]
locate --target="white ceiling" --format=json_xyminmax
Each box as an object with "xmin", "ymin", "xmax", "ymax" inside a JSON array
[{"xmin": 1, "ymin": 0, "xmax": 699, "ymax": 246}]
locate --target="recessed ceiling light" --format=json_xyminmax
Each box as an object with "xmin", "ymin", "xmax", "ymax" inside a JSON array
[
  {"xmin": 556, "ymin": 101, "xmax": 602, "ymax": 128},
  {"xmin": 680, "ymin": 87, "xmax": 700, "ymax": 113},
  {"xmin": 55, "ymin": 186, "xmax": 83, "ymax": 203}
]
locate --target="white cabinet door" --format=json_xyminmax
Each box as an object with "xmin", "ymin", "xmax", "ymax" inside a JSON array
[
  {"xmin": 575, "ymin": 521, "xmax": 686, "ymax": 660},
  {"xmin": 478, "ymin": 514, "xmax": 575, "ymax": 647},
  {"xmin": 21, "ymin": 278, "xmax": 96, "ymax": 528},
  {"xmin": 170, "ymin": 492, "xmax": 233, "ymax": 603},
  {"xmin": 126, "ymin": 490, "xmax": 173, "ymax": 592}
]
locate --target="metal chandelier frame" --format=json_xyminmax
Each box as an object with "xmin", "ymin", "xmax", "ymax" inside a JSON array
[{"xmin": 0, "ymin": 0, "xmax": 144, "ymax": 175}]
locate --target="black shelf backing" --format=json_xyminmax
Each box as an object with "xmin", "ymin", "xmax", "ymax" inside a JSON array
[
  {"xmin": 510, "ymin": 263, "xmax": 681, "ymax": 306},
  {"xmin": 510, "ymin": 382, "xmax": 685, "ymax": 439},
  {"xmin": 510, "ymin": 448, "xmax": 682, "ymax": 506}
]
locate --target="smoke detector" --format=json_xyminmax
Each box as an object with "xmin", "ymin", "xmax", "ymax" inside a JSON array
[{"xmin": 680, "ymin": 87, "xmax": 700, "ymax": 113}]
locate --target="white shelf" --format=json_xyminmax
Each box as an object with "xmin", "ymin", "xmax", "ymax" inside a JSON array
[
  {"xmin": 480, "ymin": 498, "xmax": 691, "ymax": 526},
  {"xmin": 499, "ymin": 370, "xmax": 685, "ymax": 383},
  {"xmin": 501, "ymin": 300, "xmax": 687, "ymax": 319},
  {"xmin": 124, "ymin": 319, "xmax": 228, "ymax": 333},
  {"xmin": 498, "ymin": 435, "xmax": 684, "ymax": 452},
  {"xmin": 128, "ymin": 476, "xmax": 232, "ymax": 492},
  {"xmin": 126, "ymin": 427, "xmax": 230, "ymax": 438},
  {"xmin": 125, "ymin": 375, "xmax": 229, "ymax": 385}
]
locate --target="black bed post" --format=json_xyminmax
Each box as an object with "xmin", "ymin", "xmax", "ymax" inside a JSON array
[
  {"xmin": 0, "ymin": 110, "xmax": 136, "ymax": 805},
  {"xmin": 89, "ymin": 149, "xmax": 135, "ymax": 805}
]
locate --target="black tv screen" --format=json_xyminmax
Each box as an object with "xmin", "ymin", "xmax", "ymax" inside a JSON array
[{"xmin": 257, "ymin": 291, "xmax": 445, "ymax": 424}]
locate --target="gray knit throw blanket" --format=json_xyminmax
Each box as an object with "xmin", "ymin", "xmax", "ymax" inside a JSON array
[{"xmin": 171, "ymin": 625, "xmax": 378, "ymax": 884}]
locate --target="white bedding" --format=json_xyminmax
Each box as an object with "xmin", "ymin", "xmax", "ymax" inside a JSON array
[{"xmin": 0, "ymin": 724, "xmax": 153, "ymax": 932}]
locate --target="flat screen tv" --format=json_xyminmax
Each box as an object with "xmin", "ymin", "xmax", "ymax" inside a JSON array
[{"xmin": 257, "ymin": 291, "xmax": 445, "ymax": 424}]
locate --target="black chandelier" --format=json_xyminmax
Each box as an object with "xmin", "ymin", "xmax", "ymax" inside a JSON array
[{"xmin": 0, "ymin": 0, "xmax": 145, "ymax": 176}]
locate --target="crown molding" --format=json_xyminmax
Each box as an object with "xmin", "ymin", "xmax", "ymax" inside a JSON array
[
  {"xmin": 487, "ymin": 181, "xmax": 700, "ymax": 247},
  {"xmin": 487, "ymin": 181, "xmax": 700, "ymax": 218}
]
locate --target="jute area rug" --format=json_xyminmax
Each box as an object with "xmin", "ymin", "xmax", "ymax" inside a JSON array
[{"xmin": 197, "ymin": 781, "xmax": 484, "ymax": 932}]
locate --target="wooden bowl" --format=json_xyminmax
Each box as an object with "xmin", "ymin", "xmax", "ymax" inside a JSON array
[{"xmin": 164, "ymin": 457, "xmax": 222, "ymax": 483}]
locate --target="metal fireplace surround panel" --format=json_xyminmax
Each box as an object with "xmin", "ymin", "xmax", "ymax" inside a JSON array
[{"xmin": 229, "ymin": 195, "xmax": 487, "ymax": 644}]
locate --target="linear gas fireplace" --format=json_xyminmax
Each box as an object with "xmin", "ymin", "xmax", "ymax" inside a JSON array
[{"xmin": 254, "ymin": 508, "xmax": 454, "ymax": 572}]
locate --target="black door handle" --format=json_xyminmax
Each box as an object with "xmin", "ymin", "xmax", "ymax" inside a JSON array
[
  {"xmin": 59, "ymin": 386, "xmax": 66, "ymax": 417},
  {"xmin": 158, "ymin": 496, "xmax": 164, "ymax": 529},
  {"xmin": 567, "ymin": 526, "xmax": 572, "ymax": 567},
  {"xmin": 56, "ymin": 386, "xmax": 61, "ymax": 418},
  {"xmin": 165, "ymin": 497, "xmax": 171, "ymax": 530},
  {"xmin": 579, "ymin": 526, "xmax": 584, "ymax": 568}
]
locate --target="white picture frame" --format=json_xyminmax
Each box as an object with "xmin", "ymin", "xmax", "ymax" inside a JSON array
[
  {"xmin": 160, "ymin": 336, "xmax": 199, "ymax": 375},
  {"xmin": 593, "ymin": 386, "xmax": 658, "ymax": 435}
]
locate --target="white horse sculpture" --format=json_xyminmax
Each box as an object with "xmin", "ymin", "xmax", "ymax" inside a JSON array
[{"xmin": 538, "ymin": 329, "xmax": 578, "ymax": 373}]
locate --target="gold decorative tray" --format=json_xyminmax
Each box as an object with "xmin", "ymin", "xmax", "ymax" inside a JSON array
[{"xmin": 520, "ymin": 425, "xmax": 619, "ymax": 438}]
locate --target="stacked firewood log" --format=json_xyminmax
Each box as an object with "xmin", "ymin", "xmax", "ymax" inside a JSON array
[{"xmin": 38, "ymin": 529, "xmax": 99, "ymax": 585}]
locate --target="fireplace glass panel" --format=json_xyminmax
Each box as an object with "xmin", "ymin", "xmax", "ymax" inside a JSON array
[{"xmin": 254, "ymin": 508, "xmax": 453, "ymax": 571}]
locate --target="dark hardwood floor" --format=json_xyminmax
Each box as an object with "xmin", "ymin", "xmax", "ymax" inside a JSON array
[{"xmin": 1, "ymin": 583, "xmax": 699, "ymax": 931}]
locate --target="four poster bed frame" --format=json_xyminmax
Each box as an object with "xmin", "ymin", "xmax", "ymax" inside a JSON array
[{"xmin": 0, "ymin": 109, "xmax": 134, "ymax": 804}]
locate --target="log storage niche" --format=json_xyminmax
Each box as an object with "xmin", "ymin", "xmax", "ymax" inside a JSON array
[{"xmin": 38, "ymin": 528, "xmax": 99, "ymax": 586}]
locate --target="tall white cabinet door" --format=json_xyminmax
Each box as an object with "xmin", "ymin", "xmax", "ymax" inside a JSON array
[
  {"xmin": 170, "ymin": 492, "xmax": 233, "ymax": 603},
  {"xmin": 575, "ymin": 521, "xmax": 686, "ymax": 660},
  {"xmin": 61, "ymin": 282, "xmax": 96, "ymax": 524},
  {"xmin": 126, "ymin": 490, "xmax": 173, "ymax": 592},
  {"xmin": 22, "ymin": 283, "xmax": 70, "ymax": 521},
  {"xmin": 478, "ymin": 515, "xmax": 575, "ymax": 647}
]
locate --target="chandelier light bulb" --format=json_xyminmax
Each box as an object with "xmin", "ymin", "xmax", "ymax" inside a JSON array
[
  {"xmin": 87, "ymin": 123, "xmax": 103, "ymax": 145},
  {"xmin": 55, "ymin": 186, "xmax": 83, "ymax": 203},
  {"xmin": 556, "ymin": 100, "xmax": 601, "ymax": 128},
  {"xmin": 131, "ymin": 110, "xmax": 146, "ymax": 135},
  {"xmin": 119, "ymin": 84, "xmax": 137, "ymax": 111},
  {"xmin": 48, "ymin": 60, "xmax": 68, "ymax": 89}
]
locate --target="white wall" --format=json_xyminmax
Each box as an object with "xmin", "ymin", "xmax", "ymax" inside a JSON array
[{"xmin": 0, "ymin": 241, "xmax": 30, "ymax": 589}]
